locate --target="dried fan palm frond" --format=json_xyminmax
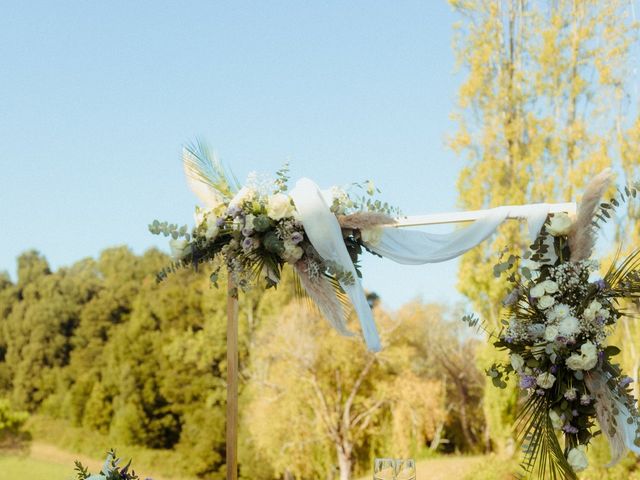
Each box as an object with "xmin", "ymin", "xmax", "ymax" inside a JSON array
[
  {"xmin": 293, "ymin": 261, "xmax": 354, "ymax": 337},
  {"xmin": 182, "ymin": 140, "xmax": 239, "ymax": 205},
  {"xmin": 569, "ymin": 168, "xmax": 613, "ymax": 262},
  {"xmin": 337, "ymin": 211, "xmax": 396, "ymax": 230}
]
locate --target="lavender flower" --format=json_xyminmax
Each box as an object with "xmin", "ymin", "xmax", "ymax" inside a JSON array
[
  {"xmin": 562, "ymin": 424, "xmax": 579, "ymax": 434},
  {"xmin": 620, "ymin": 376, "xmax": 633, "ymax": 388},
  {"xmin": 242, "ymin": 227, "xmax": 253, "ymax": 237},
  {"xmin": 216, "ymin": 217, "xmax": 226, "ymax": 227},
  {"xmin": 550, "ymin": 365, "xmax": 558, "ymax": 374},
  {"xmin": 595, "ymin": 279, "xmax": 607, "ymax": 290},
  {"xmin": 580, "ymin": 394, "xmax": 591, "ymax": 405},
  {"xmin": 291, "ymin": 231, "xmax": 304, "ymax": 244},
  {"xmin": 520, "ymin": 375, "xmax": 537, "ymax": 389},
  {"xmin": 227, "ymin": 205, "xmax": 242, "ymax": 218},
  {"xmin": 564, "ymin": 387, "xmax": 577, "ymax": 401},
  {"xmin": 503, "ymin": 289, "xmax": 520, "ymax": 306},
  {"xmin": 242, "ymin": 237, "xmax": 255, "ymax": 251}
]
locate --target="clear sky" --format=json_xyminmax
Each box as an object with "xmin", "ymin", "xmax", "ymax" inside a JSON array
[{"xmin": 0, "ymin": 1, "xmax": 469, "ymax": 310}]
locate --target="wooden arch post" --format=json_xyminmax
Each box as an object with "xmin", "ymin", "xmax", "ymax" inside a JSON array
[
  {"xmin": 221, "ymin": 200, "xmax": 578, "ymax": 480},
  {"xmin": 226, "ymin": 274, "xmax": 239, "ymax": 480}
]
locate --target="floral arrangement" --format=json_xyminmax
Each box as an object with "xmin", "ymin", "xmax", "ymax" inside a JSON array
[
  {"xmin": 74, "ymin": 450, "xmax": 150, "ymax": 480},
  {"xmin": 480, "ymin": 170, "xmax": 640, "ymax": 479},
  {"xmin": 149, "ymin": 142, "xmax": 398, "ymax": 334}
]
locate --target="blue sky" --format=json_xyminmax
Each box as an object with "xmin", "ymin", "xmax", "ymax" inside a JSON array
[{"xmin": 0, "ymin": 1, "xmax": 468, "ymax": 309}]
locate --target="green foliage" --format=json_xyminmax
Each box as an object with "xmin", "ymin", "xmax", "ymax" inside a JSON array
[{"xmin": 0, "ymin": 398, "xmax": 28, "ymax": 438}]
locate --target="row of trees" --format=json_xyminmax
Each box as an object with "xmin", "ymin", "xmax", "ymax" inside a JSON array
[{"xmin": 0, "ymin": 247, "xmax": 484, "ymax": 479}]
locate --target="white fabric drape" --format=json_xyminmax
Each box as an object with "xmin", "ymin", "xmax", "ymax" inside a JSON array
[
  {"xmin": 364, "ymin": 204, "xmax": 550, "ymax": 264},
  {"xmin": 290, "ymin": 178, "xmax": 551, "ymax": 352}
]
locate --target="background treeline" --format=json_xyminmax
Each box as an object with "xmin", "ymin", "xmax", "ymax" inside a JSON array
[{"xmin": 0, "ymin": 247, "xmax": 484, "ymax": 479}]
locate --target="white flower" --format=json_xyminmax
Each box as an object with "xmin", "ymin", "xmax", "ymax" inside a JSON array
[
  {"xmin": 551, "ymin": 303, "xmax": 571, "ymax": 320},
  {"xmin": 361, "ymin": 227, "xmax": 384, "ymax": 247},
  {"xmin": 558, "ymin": 316, "xmax": 580, "ymax": 338},
  {"xmin": 530, "ymin": 283, "xmax": 546, "ymax": 298},
  {"xmin": 547, "ymin": 212, "xmax": 573, "ymax": 236},
  {"xmin": 549, "ymin": 410, "xmax": 563, "ymax": 430},
  {"xmin": 544, "ymin": 325, "xmax": 559, "ymax": 342},
  {"xmin": 266, "ymin": 193, "xmax": 295, "ymax": 220},
  {"xmin": 538, "ymin": 295, "xmax": 556, "ymax": 310},
  {"xmin": 567, "ymin": 446, "xmax": 588, "ymax": 472},
  {"xmin": 205, "ymin": 223, "xmax": 219, "ymax": 241},
  {"xmin": 510, "ymin": 353, "xmax": 525, "ymax": 371},
  {"xmin": 281, "ymin": 241, "xmax": 304, "ymax": 264},
  {"xmin": 169, "ymin": 238, "xmax": 189, "ymax": 260},
  {"xmin": 229, "ymin": 186, "xmax": 256, "ymax": 208},
  {"xmin": 536, "ymin": 372, "xmax": 556, "ymax": 389},
  {"xmin": 564, "ymin": 387, "xmax": 577, "ymax": 401},
  {"xmin": 583, "ymin": 300, "xmax": 602, "ymax": 321},
  {"xmin": 542, "ymin": 279, "xmax": 559, "ymax": 294},
  {"xmin": 566, "ymin": 341, "xmax": 598, "ymax": 371}
]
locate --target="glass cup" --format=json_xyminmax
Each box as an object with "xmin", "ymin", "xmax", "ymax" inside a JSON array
[
  {"xmin": 395, "ymin": 458, "xmax": 416, "ymax": 480},
  {"xmin": 373, "ymin": 458, "xmax": 396, "ymax": 480}
]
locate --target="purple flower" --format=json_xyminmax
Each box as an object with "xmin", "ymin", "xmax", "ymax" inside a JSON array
[
  {"xmin": 550, "ymin": 365, "xmax": 558, "ymax": 374},
  {"xmin": 505, "ymin": 336, "xmax": 515, "ymax": 344},
  {"xmin": 536, "ymin": 389, "xmax": 546, "ymax": 396},
  {"xmin": 291, "ymin": 231, "xmax": 304, "ymax": 244},
  {"xmin": 562, "ymin": 424, "xmax": 579, "ymax": 434},
  {"xmin": 242, "ymin": 237, "xmax": 254, "ymax": 251},
  {"xmin": 620, "ymin": 376, "xmax": 633, "ymax": 388},
  {"xmin": 503, "ymin": 289, "xmax": 520, "ymax": 306},
  {"xmin": 520, "ymin": 375, "xmax": 537, "ymax": 389},
  {"xmin": 227, "ymin": 205, "xmax": 242, "ymax": 218},
  {"xmin": 572, "ymin": 409, "xmax": 578, "ymax": 417},
  {"xmin": 596, "ymin": 316, "xmax": 605, "ymax": 326},
  {"xmin": 242, "ymin": 227, "xmax": 253, "ymax": 237},
  {"xmin": 216, "ymin": 217, "xmax": 226, "ymax": 227},
  {"xmin": 595, "ymin": 279, "xmax": 607, "ymax": 290},
  {"xmin": 580, "ymin": 394, "xmax": 591, "ymax": 405}
]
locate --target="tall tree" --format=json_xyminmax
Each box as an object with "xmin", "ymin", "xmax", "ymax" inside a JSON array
[{"xmin": 449, "ymin": 0, "xmax": 639, "ymax": 451}]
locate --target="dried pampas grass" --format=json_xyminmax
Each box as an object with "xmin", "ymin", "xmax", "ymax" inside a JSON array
[
  {"xmin": 569, "ymin": 168, "xmax": 613, "ymax": 262},
  {"xmin": 337, "ymin": 211, "xmax": 396, "ymax": 230},
  {"xmin": 294, "ymin": 262, "xmax": 354, "ymax": 337}
]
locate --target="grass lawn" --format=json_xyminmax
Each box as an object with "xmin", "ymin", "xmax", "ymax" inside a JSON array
[
  {"xmin": 0, "ymin": 454, "xmax": 74, "ymax": 480},
  {"xmin": 357, "ymin": 455, "xmax": 484, "ymax": 480}
]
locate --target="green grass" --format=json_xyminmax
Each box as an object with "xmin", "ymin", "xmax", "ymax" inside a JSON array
[{"xmin": 0, "ymin": 454, "xmax": 74, "ymax": 480}]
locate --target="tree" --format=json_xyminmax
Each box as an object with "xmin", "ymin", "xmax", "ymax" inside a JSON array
[{"xmin": 449, "ymin": 0, "xmax": 639, "ymax": 451}]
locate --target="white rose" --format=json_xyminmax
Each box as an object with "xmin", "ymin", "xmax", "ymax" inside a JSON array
[
  {"xmin": 169, "ymin": 238, "xmax": 189, "ymax": 260},
  {"xmin": 361, "ymin": 227, "xmax": 384, "ymax": 247},
  {"xmin": 583, "ymin": 300, "xmax": 602, "ymax": 321},
  {"xmin": 205, "ymin": 223, "xmax": 219, "ymax": 241},
  {"xmin": 599, "ymin": 308, "xmax": 611, "ymax": 320},
  {"xmin": 547, "ymin": 212, "xmax": 573, "ymax": 236},
  {"xmin": 281, "ymin": 241, "xmax": 304, "ymax": 264},
  {"xmin": 567, "ymin": 446, "xmax": 588, "ymax": 472},
  {"xmin": 510, "ymin": 353, "xmax": 525, "ymax": 371},
  {"xmin": 580, "ymin": 342, "xmax": 598, "ymax": 370},
  {"xmin": 536, "ymin": 372, "xmax": 556, "ymax": 389},
  {"xmin": 538, "ymin": 295, "xmax": 556, "ymax": 310},
  {"xmin": 558, "ymin": 316, "xmax": 580, "ymax": 337},
  {"xmin": 229, "ymin": 186, "xmax": 256, "ymax": 208},
  {"xmin": 549, "ymin": 410, "xmax": 563, "ymax": 430},
  {"xmin": 544, "ymin": 325, "xmax": 559, "ymax": 342},
  {"xmin": 542, "ymin": 280, "xmax": 559, "ymax": 294},
  {"xmin": 530, "ymin": 284, "xmax": 546, "ymax": 298},
  {"xmin": 566, "ymin": 341, "xmax": 598, "ymax": 371},
  {"xmin": 266, "ymin": 193, "xmax": 295, "ymax": 220}
]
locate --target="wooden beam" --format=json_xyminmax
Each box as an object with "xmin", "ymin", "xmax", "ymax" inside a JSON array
[
  {"xmin": 393, "ymin": 202, "xmax": 576, "ymax": 228},
  {"xmin": 226, "ymin": 275, "xmax": 239, "ymax": 480}
]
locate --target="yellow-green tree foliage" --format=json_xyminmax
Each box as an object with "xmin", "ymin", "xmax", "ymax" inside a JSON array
[{"xmin": 449, "ymin": 0, "xmax": 639, "ymax": 450}]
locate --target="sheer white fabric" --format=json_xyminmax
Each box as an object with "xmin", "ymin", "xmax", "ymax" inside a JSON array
[
  {"xmin": 365, "ymin": 204, "xmax": 550, "ymax": 264},
  {"xmin": 290, "ymin": 177, "xmax": 551, "ymax": 352}
]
